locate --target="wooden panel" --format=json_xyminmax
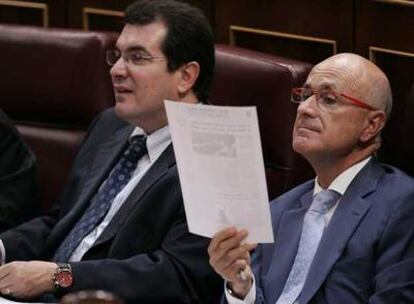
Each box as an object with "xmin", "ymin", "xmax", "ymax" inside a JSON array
[
  {"xmin": 214, "ymin": 0, "xmax": 353, "ymax": 63},
  {"xmin": 355, "ymin": 0, "xmax": 414, "ymax": 55},
  {"xmin": 82, "ymin": 7, "xmax": 124, "ymax": 31},
  {"xmin": 118, "ymin": 0, "xmax": 214, "ymax": 22},
  {"xmin": 68, "ymin": 0, "xmax": 122, "ymax": 30},
  {"xmin": 66, "ymin": 0, "xmax": 212, "ymax": 33},
  {"xmin": 0, "ymin": 0, "xmax": 48, "ymax": 27},
  {"xmin": 118, "ymin": 0, "xmax": 214, "ymax": 30},
  {"xmin": 0, "ymin": 0, "xmax": 66, "ymax": 27},
  {"xmin": 355, "ymin": 0, "xmax": 414, "ymax": 174},
  {"xmin": 370, "ymin": 47, "xmax": 414, "ymax": 171},
  {"xmin": 230, "ymin": 25, "xmax": 337, "ymax": 64}
]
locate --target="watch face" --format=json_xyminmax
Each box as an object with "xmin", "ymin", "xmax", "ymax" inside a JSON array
[{"xmin": 56, "ymin": 270, "xmax": 73, "ymax": 288}]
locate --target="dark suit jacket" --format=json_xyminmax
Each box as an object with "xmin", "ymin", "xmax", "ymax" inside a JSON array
[
  {"xmin": 249, "ymin": 160, "xmax": 414, "ymax": 303},
  {"xmin": 0, "ymin": 108, "xmax": 222, "ymax": 304},
  {"xmin": 0, "ymin": 108, "xmax": 41, "ymax": 231}
]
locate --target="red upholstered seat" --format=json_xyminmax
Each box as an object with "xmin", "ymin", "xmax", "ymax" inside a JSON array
[
  {"xmin": 0, "ymin": 26, "xmax": 314, "ymax": 208},
  {"xmin": 0, "ymin": 25, "xmax": 117, "ymax": 210},
  {"xmin": 211, "ymin": 44, "xmax": 314, "ymax": 199}
]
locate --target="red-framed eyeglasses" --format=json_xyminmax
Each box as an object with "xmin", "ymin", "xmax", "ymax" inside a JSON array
[{"xmin": 291, "ymin": 87, "xmax": 376, "ymax": 111}]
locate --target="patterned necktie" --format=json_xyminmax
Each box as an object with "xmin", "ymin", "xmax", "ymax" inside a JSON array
[
  {"xmin": 276, "ymin": 189, "xmax": 340, "ymax": 304},
  {"xmin": 53, "ymin": 135, "xmax": 147, "ymax": 262}
]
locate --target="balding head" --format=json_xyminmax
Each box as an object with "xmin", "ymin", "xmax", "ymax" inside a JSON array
[
  {"xmin": 293, "ymin": 53, "xmax": 391, "ymax": 178},
  {"xmin": 314, "ymin": 53, "xmax": 393, "ymax": 118}
]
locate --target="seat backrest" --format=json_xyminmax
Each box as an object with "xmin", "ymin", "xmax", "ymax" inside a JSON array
[
  {"xmin": 0, "ymin": 25, "xmax": 116, "ymax": 210},
  {"xmin": 211, "ymin": 44, "xmax": 314, "ymax": 199}
]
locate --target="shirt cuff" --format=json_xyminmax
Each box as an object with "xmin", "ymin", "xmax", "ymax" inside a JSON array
[
  {"xmin": 224, "ymin": 276, "xmax": 256, "ymax": 304},
  {"xmin": 0, "ymin": 240, "xmax": 6, "ymax": 265}
]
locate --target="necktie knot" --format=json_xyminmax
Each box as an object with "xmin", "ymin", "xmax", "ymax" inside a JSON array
[
  {"xmin": 123, "ymin": 135, "xmax": 147, "ymax": 162},
  {"xmin": 310, "ymin": 189, "xmax": 340, "ymax": 214}
]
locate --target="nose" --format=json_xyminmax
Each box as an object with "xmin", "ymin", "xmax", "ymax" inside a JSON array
[
  {"xmin": 110, "ymin": 58, "xmax": 128, "ymax": 82},
  {"xmin": 297, "ymin": 95, "xmax": 318, "ymax": 117}
]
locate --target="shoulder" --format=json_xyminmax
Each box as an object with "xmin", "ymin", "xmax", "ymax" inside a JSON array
[
  {"xmin": 352, "ymin": 160, "xmax": 414, "ymax": 221},
  {"xmin": 88, "ymin": 107, "xmax": 129, "ymax": 132},
  {"xmin": 80, "ymin": 108, "xmax": 130, "ymax": 147},
  {"xmin": 377, "ymin": 163, "xmax": 414, "ymax": 190},
  {"xmin": 362, "ymin": 160, "xmax": 414, "ymax": 198},
  {"xmin": 269, "ymin": 179, "xmax": 314, "ymax": 212}
]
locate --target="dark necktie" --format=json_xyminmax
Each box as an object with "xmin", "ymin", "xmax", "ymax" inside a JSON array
[
  {"xmin": 53, "ymin": 135, "xmax": 147, "ymax": 262},
  {"xmin": 276, "ymin": 189, "xmax": 340, "ymax": 304}
]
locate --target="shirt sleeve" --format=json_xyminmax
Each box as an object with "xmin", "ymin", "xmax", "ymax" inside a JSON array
[{"xmin": 224, "ymin": 276, "xmax": 256, "ymax": 304}]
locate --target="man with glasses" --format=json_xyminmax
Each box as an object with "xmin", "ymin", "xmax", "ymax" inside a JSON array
[
  {"xmin": 209, "ymin": 53, "xmax": 414, "ymax": 303},
  {"xmin": 0, "ymin": 0, "xmax": 222, "ymax": 303}
]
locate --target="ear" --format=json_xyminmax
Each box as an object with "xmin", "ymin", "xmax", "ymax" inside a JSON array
[
  {"xmin": 176, "ymin": 61, "xmax": 200, "ymax": 96},
  {"xmin": 360, "ymin": 110, "xmax": 386, "ymax": 143}
]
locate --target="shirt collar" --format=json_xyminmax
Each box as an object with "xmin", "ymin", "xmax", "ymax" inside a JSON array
[
  {"xmin": 314, "ymin": 156, "xmax": 372, "ymax": 196},
  {"xmin": 129, "ymin": 125, "xmax": 171, "ymax": 163}
]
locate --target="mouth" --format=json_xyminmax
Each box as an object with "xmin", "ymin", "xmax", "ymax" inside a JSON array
[
  {"xmin": 295, "ymin": 122, "xmax": 321, "ymax": 134},
  {"xmin": 297, "ymin": 126, "xmax": 319, "ymax": 132},
  {"xmin": 113, "ymin": 86, "xmax": 133, "ymax": 94}
]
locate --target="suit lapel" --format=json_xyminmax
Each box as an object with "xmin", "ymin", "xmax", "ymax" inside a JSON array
[
  {"xmin": 299, "ymin": 161, "xmax": 383, "ymax": 303},
  {"xmin": 263, "ymin": 190, "xmax": 313, "ymax": 303},
  {"xmin": 92, "ymin": 144, "xmax": 176, "ymax": 247},
  {"xmin": 51, "ymin": 126, "xmax": 134, "ymax": 240}
]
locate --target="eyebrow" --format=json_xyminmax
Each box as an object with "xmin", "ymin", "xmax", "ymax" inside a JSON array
[
  {"xmin": 304, "ymin": 82, "xmax": 337, "ymax": 91},
  {"xmin": 115, "ymin": 45, "xmax": 151, "ymax": 55}
]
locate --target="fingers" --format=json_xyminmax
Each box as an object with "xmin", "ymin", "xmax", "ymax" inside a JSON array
[
  {"xmin": 0, "ymin": 265, "xmax": 10, "ymax": 280},
  {"xmin": 0, "ymin": 265, "xmax": 11, "ymax": 290},
  {"xmin": 209, "ymin": 228, "xmax": 249, "ymax": 267},
  {"xmin": 1, "ymin": 287, "xmax": 11, "ymax": 296},
  {"xmin": 208, "ymin": 227, "xmax": 257, "ymax": 283},
  {"xmin": 208, "ymin": 226, "xmax": 238, "ymax": 254},
  {"xmin": 225, "ymin": 258, "xmax": 248, "ymax": 279}
]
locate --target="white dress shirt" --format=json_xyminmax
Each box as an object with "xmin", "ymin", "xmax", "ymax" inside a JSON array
[
  {"xmin": 225, "ymin": 157, "xmax": 371, "ymax": 304},
  {"xmin": 0, "ymin": 125, "xmax": 171, "ymax": 265}
]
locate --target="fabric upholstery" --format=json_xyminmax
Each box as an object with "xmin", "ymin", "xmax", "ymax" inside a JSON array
[
  {"xmin": 0, "ymin": 27, "xmax": 315, "ymax": 208},
  {"xmin": 0, "ymin": 25, "xmax": 117, "ymax": 209},
  {"xmin": 211, "ymin": 45, "xmax": 314, "ymax": 199}
]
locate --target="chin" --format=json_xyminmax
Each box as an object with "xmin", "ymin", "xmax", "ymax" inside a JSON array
[
  {"xmin": 293, "ymin": 138, "xmax": 319, "ymax": 156},
  {"xmin": 293, "ymin": 136, "xmax": 308, "ymax": 152},
  {"xmin": 114, "ymin": 103, "xmax": 137, "ymax": 122}
]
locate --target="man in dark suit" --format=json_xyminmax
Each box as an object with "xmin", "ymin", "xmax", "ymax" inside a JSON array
[
  {"xmin": 0, "ymin": 108, "xmax": 41, "ymax": 231},
  {"xmin": 0, "ymin": 1, "xmax": 221, "ymax": 303},
  {"xmin": 209, "ymin": 53, "xmax": 414, "ymax": 303}
]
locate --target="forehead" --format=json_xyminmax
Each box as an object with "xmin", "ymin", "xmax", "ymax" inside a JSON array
[
  {"xmin": 116, "ymin": 21, "xmax": 167, "ymax": 52},
  {"xmin": 305, "ymin": 60, "xmax": 359, "ymax": 94}
]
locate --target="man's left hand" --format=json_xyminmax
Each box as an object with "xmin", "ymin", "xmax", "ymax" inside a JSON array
[{"xmin": 0, "ymin": 261, "xmax": 58, "ymax": 299}]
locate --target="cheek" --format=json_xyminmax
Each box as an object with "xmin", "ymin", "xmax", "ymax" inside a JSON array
[{"xmin": 325, "ymin": 116, "xmax": 364, "ymax": 147}]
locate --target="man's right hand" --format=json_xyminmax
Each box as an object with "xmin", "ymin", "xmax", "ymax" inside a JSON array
[{"xmin": 208, "ymin": 227, "xmax": 257, "ymax": 299}]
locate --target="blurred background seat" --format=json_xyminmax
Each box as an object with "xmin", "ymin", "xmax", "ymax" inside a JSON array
[
  {"xmin": 0, "ymin": 25, "xmax": 116, "ymax": 210},
  {"xmin": 0, "ymin": 26, "xmax": 315, "ymax": 209},
  {"xmin": 211, "ymin": 44, "xmax": 314, "ymax": 199}
]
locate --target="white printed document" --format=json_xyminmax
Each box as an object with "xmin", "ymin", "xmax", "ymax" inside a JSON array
[{"xmin": 165, "ymin": 100, "xmax": 274, "ymax": 243}]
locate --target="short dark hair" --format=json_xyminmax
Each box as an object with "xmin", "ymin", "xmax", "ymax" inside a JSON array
[{"xmin": 125, "ymin": 0, "xmax": 215, "ymax": 102}]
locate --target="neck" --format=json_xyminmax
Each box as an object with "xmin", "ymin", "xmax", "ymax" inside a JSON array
[
  {"xmin": 141, "ymin": 94, "xmax": 198, "ymax": 134},
  {"xmin": 309, "ymin": 148, "xmax": 375, "ymax": 189}
]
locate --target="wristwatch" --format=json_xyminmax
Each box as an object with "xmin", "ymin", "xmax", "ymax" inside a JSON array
[{"xmin": 53, "ymin": 263, "xmax": 73, "ymax": 290}]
